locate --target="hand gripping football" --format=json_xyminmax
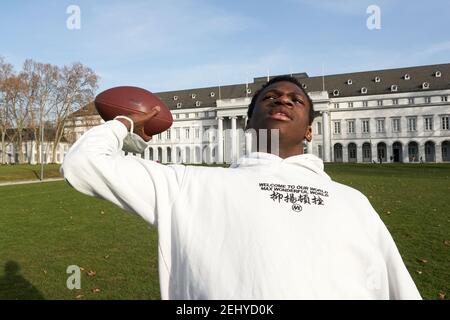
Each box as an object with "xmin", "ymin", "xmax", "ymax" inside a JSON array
[{"xmin": 94, "ymin": 86, "xmax": 173, "ymax": 136}]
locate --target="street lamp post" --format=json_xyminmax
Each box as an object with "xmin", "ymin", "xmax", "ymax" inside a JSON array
[{"xmin": 40, "ymin": 119, "xmax": 44, "ymax": 181}]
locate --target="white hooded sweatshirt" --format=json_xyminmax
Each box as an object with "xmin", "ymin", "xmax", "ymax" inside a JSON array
[{"xmin": 60, "ymin": 120, "xmax": 421, "ymax": 300}]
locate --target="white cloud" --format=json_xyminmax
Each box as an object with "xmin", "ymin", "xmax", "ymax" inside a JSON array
[
  {"xmin": 142, "ymin": 49, "xmax": 297, "ymax": 91},
  {"xmin": 291, "ymin": 0, "xmax": 395, "ymax": 16},
  {"xmin": 83, "ymin": 0, "xmax": 257, "ymax": 59},
  {"xmin": 413, "ymin": 41, "xmax": 450, "ymax": 60}
]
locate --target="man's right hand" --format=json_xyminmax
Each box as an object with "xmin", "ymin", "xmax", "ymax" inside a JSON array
[{"xmin": 116, "ymin": 106, "xmax": 160, "ymax": 141}]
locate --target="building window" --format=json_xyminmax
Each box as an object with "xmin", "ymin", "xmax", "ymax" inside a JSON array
[
  {"xmin": 377, "ymin": 100, "xmax": 383, "ymax": 106},
  {"xmin": 425, "ymin": 97, "xmax": 431, "ymax": 104},
  {"xmin": 349, "ymin": 147, "xmax": 356, "ymax": 159},
  {"xmin": 185, "ymin": 128, "xmax": 190, "ymax": 139},
  {"xmin": 166, "ymin": 129, "xmax": 171, "ymax": 140},
  {"xmin": 362, "ymin": 120, "xmax": 370, "ymax": 133},
  {"xmin": 334, "ymin": 103, "xmax": 340, "ymax": 109},
  {"xmin": 424, "ymin": 117, "xmax": 433, "ymax": 131},
  {"xmin": 363, "ymin": 101, "xmax": 368, "ymax": 107},
  {"xmin": 176, "ymin": 128, "xmax": 180, "ymax": 139},
  {"xmin": 392, "ymin": 118, "xmax": 401, "ymax": 132},
  {"xmin": 376, "ymin": 119, "xmax": 385, "ymax": 133},
  {"xmin": 316, "ymin": 122, "xmax": 322, "ymax": 135},
  {"xmin": 318, "ymin": 145, "xmax": 323, "ymax": 159},
  {"xmin": 195, "ymin": 128, "xmax": 200, "ymax": 139},
  {"xmin": 157, "ymin": 133, "xmax": 161, "ymax": 140},
  {"xmin": 348, "ymin": 102, "xmax": 354, "ymax": 108},
  {"xmin": 347, "ymin": 120, "xmax": 355, "ymax": 134},
  {"xmin": 407, "ymin": 117, "xmax": 417, "ymax": 132},
  {"xmin": 408, "ymin": 98, "xmax": 414, "ymax": 104},
  {"xmin": 363, "ymin": 146, "xmax": 371, "ymax": 159},
  {"xmin": 442, "ymin": 116, "xmax": 449, "ymax": 130},
  {"xmin": 442, "ymin": 96, "xmax": 448, "ymax": 102},
  {"xmin": 392, "ymin": 98, "xmax": 399, "ymax": 105},
  {"xmin": 334, "ymin": 121, "xmax": 341, "ymax": 134}
]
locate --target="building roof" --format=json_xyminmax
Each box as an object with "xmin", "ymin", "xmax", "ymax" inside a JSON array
[
  {"xmin": 308, "ymin": 63, "xmax": 450, "ymax": 98},
  {"xmin": 69, "ymin": 102, "xmax": 97, "ymax": 117},
  {"xmin": 72, "ymin": 63, "xmax": 450, "ymax": 116}
]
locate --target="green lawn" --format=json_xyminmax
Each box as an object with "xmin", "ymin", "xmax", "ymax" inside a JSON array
[
  {"xmin": 0, "ymin": 163, "xmax": 449, "ymax": 299},
  {"xmin": 0, "ymin": 164, "xmax": 62, "ymax": 182}
]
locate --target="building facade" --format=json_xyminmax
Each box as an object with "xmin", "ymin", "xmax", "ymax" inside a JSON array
[
  {"xmin": 68, "ymin": 63, "xmax": 450, "ymax": 164},
  {"xmin": 0, "ymin": 128, "xmax": 70, "ymax": 164}
]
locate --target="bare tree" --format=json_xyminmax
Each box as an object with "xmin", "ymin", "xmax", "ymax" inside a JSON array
[
  {"xmin": 4, "ymin": 73, "xmax": 28, "ymax": 163},
  {"xmin": 23, "ymin": 60, "xmax": 59, "ymax": 163},
  {"xmin": 1, "ymin": 58, "xmax": 98, "ymax": 164},
  {"xmin": 50, "ymin": 62, "xmax": 98, "ymax": 162},
  {"xmin": 0, "ymin": 56, "xmax": 14, "ymax": 164}
]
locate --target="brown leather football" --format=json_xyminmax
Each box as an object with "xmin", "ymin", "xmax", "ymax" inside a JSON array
[{"xmin": 94, "ymin": 86, "xmax": 173, "ymax": 136}]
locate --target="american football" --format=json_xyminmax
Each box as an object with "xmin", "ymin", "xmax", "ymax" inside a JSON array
[{"xmin": 94, "ymin": 86, "xmax": 173, "ymax": 136}]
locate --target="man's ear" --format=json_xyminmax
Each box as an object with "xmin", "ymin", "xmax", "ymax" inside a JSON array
[{"xmin": 304, "ymin": 126, "xmax": 313, "ymax": 142}]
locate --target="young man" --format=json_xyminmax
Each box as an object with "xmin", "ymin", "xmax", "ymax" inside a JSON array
[{"xmin": 61, "ymin": 76, "xmax": 421, "ymax": 300}]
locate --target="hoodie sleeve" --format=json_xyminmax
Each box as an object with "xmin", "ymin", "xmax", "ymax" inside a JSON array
[
  {"xmin": 60, "ymin": 120, "xmax": 185, "ymax": 225},
  {"xmin": 365, "ymin": 200, "xmax": 422, "ymax": 300}
]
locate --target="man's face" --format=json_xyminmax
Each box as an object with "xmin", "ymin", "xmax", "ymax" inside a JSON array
[{"xmin": 247, "ymin": 81, "xmax": 312, "ymax": 144}]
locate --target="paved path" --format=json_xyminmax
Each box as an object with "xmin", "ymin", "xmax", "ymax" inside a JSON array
[{"xmin": 0, "ymin": 177, "xmax": 64, "ymax": 187}]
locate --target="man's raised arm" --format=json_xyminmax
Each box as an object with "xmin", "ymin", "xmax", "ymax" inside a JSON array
[{"xmin": 60, "ymin": 110, "xmax": 185, "ymax": 225}]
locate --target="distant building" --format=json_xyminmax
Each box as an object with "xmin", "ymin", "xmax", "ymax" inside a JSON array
[
  {"xmin": 68, "ymin": 63, "xmax": 450, "ymax": 163},
  {"xmin": 0, "ymin": 128, "xmax": 69, "ymax": 164}
]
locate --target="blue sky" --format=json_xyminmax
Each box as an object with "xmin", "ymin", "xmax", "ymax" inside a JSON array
[{"xmin": 1, "ymin": 0, "xmax": 449, "ymax": 93}]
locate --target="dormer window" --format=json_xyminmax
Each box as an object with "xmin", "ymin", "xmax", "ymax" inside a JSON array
[
  {"xmin": 435, "ymin": 71, "xmax": 442, "ymax": 77},
  {"xmin": 404, "ymin": 74, "xmax": 411, "ymax": 80},
  {"xmin": 173, "ymin": 95, "xmax": 178, "ymax": 101},
  {"xmin": 422, "ymin": 82, "xmax": 430, "ymax": 89},
  {"xmin": 176, "ymin": 102, "xmax": 182, "ymax": 108},
  {"xmin": 332, "ymin": 89, "xmax": 340, "ymax": 97},
  {"xmin": 391, "ymin": 84, "xmax": 398, "ymax": 92},
  {"xmin": 301, "ymin": 83, "xmax": 307, "ymax": 89},
  {"xmin": 191, "ymin": 93, "xmax": 196, "ymax": 99},
  {"xmin": 210, "ymin": 92, "xmax": 215, "ymax": 97},
  {"xmin": 361, "ymin": 87, "xmax": 368, "ymax": 94},
  {"xmin": 246, "ymin": 88, "xmax": 252, "ymax": 94},
  {"xmin": 375, "ymin": 76, "xmax": 381, "ymax": 83},
  {"xmin": 195, "ymin": 101, "xmax": 201, "ymax": 107},
  {"xmin": 347, "ymin": 79, "xmax": 353, "ymax": 85}
]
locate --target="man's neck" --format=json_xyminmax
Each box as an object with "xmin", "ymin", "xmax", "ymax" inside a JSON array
[{"xmin": 255, "ymin": 145, "xmax": 304, "ymax": 159}]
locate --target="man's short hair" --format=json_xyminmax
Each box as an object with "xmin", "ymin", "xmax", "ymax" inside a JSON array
[{"xmin": 247, "ymin": 75, "xmax": 315, "ymax": 125}]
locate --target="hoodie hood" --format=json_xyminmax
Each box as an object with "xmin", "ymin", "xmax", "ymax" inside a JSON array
[{"xmin": 230, "ymin": 152, "xmax": 331, "ymax": 180}]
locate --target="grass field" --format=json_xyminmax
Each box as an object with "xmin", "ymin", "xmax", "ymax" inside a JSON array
[
  {"xmin": 0, "ymin": 163, "xmax": 449, "ymax": 300},
  {"xmin": 0, "ymin": 164, "xmax": 61, "ymax": 182}
]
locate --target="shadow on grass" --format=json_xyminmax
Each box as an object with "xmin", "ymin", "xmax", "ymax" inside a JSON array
[
  {"xmin": 32, "ymin": 169, "xmax": 40, "ymax": 180},
  {"xmin": 0, "ymin": 261, "xmax": 45, "ymax": 300}
]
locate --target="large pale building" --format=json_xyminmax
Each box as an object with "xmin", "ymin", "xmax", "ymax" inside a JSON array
[{"xmin": 67, "ymin": 63, "xmax": 450, "ymax": 164}]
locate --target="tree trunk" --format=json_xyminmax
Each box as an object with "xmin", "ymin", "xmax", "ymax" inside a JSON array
[{"xmin": 1, "ymin": 131, "xmax": 5, "ymax": 164}]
